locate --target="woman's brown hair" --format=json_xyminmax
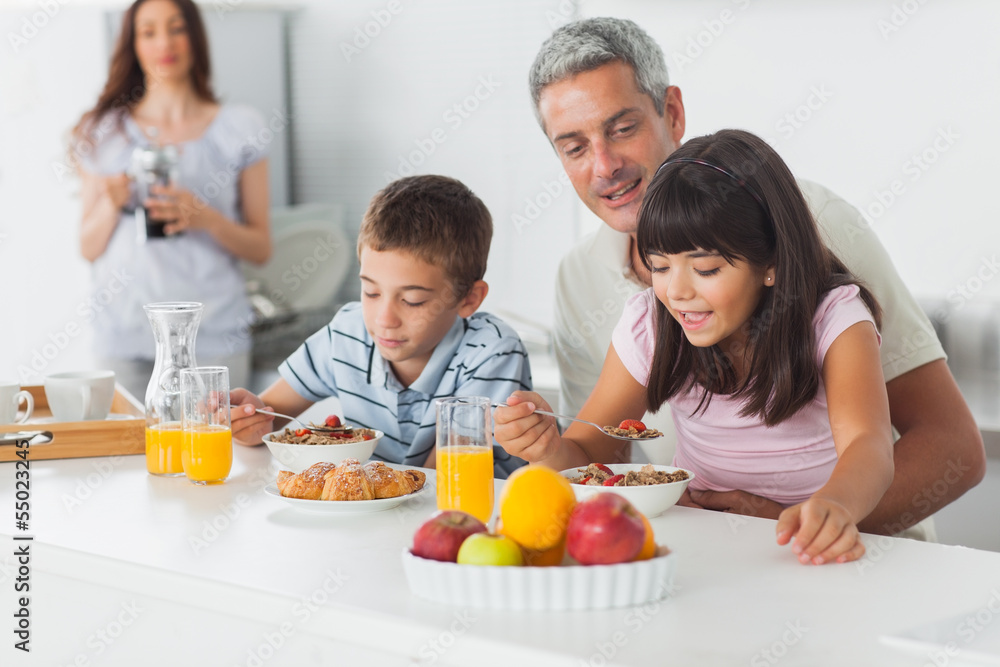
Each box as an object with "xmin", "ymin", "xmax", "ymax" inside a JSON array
[
  {"xmin": 637, "ymin": 129, "xmax": 881, "ymax": 426},
  {"xmin": 71, "ymin": 0, "xmax": 216, "ymax": 145}
]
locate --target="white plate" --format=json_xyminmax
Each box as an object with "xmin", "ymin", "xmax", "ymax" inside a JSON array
[
  {"xmin": 402, "ymin": 548, "xmax": 677, "ymax": 611},
  {"xmin": 263, "ymin": 481, "xmax": 430, "ymax": 514}
]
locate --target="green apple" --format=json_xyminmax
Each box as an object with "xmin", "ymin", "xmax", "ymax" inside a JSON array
[{"xmin": 456, "ymin": 533, "xmax": 525, "ymax": 566}]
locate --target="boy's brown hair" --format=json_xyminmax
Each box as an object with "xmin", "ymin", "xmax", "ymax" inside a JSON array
[{"xmin": 358, "ymin": 175, "xmax": 493, "ymax": 300}]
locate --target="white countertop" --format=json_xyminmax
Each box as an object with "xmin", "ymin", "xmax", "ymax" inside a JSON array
[{"xmin": 2, "ymin": 445, "xmax": 1000, "ymax": 666}]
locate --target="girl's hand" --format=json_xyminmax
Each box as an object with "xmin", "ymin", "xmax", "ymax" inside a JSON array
[
  {"xmin": 146, "ymin": 184, "xmax": 211, "ymax": 235},
  {"xmin": 493, "ymin": 391, "xmax": 561, "ymax": 464},
  {"xmin": 230, "ymin": 388, "xmax": 274, "ymax": 446},
  {"xmin": 103, "ymin": 173, "xmax": 131, "ymax": 210},
  {"xmin": 775, "ymin": 496, "xmax": 865, "ymax": 565}
]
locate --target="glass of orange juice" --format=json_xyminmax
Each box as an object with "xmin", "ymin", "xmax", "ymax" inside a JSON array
[
  {"xmin": 180, "ymin": 367, "xmax": 232, "ymax": 485},
  {"xmin": 435, "ymin": 396, "xmax": 494, "ymax": 523}
]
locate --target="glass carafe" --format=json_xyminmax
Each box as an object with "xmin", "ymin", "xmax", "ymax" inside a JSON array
[
  {"xmin": 144, "ymin": 302, "xmax": 203, "ymax": 476},
  {"xmin": 131, "ymin": 128, "xmax": 179, "ymax": 241}
]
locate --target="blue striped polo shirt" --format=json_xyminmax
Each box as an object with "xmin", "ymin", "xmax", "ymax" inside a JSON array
[{"xmin": 278, "ymin": 302, "xmax": 532, "ymax": 478}]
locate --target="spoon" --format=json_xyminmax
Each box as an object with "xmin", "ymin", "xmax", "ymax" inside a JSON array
[
  {"xmin": 231, "ymin": 406, "xmax": 353, "ymax": 434},
  {"xmin": 491, "ymin": 404, "xmax": 661, "ymax": 442},
  {"xmin": 0, "ymin": 430, "xmax": 54, "ymax": 446}
]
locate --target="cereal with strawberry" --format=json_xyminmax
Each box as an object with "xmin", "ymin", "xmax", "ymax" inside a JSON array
[
  {"xmin": 570, "ymin": 463, "xmax": 688, "ymax": 487},
  {"xmin": 271, "ymin": 415, "xmax": 377, "ymax": 445},
  {"xmin": 601, "ymin": 419, "xmax": 663, "ymax": 440}
]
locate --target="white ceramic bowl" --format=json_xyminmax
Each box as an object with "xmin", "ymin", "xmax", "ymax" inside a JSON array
[
  {"xmin": 262, "ymin": 429, "xmax": 382, "ymax": 472},
  {"xmin": 558, "ymin": 464, "xmax": 695, "ymax": 518},
  {"xmin": 402, "ymin": 547, "xmax": 676, "ymax": 611}
]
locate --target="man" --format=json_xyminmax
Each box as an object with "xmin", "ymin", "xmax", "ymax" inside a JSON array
[{"xmin": 531, "ymin": 17, "xmax": 984, "ymax": 536}]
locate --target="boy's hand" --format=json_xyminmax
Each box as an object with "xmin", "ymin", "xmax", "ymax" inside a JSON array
[
  {"xmin": 776, "ymin": 496, "xmax": 865, "ymax": 565},
  {"xmin": 493, "ymin": 391, "xmax": 561, "ymax": 464},
  {"xmin": 230, "ymin": 388, "xmax": 274, "ymax": 446}
]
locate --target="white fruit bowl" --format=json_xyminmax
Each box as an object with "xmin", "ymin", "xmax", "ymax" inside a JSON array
[
  {"xmin": 262, "ymin": 429, "xmax": 382, "ymax": 472},
  {"xmin": 558, "ymin": 464, "xmax": 695, "ymax": 517},
  {"xmin": 402, "ymin": 547, "xmax": 676, "ymax": 611}
]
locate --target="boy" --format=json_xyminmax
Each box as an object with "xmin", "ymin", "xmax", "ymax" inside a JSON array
[{"xmin": 231, "ymin": 175, "xmax": 532, "ymax": 477}]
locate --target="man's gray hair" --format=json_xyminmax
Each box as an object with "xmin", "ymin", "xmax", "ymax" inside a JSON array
[{"xmin": 529, "ymin": 17, "xmax": 670, "ymax": 129}]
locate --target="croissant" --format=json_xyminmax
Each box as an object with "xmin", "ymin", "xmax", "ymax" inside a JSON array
[
  {"xmin": 322, "ymin": 458, "xmax": 375, "ymax": 501},
  {"xmin": 277, "ymin": 459, "xmax": 427, "ymax": 501},
  {"xmin": 362, "ymin": 461, "xmax": 426, "ymax": 499},
  {"xmin": 276, "ymin": 462, "xmax": 337, "ymax": 500}
]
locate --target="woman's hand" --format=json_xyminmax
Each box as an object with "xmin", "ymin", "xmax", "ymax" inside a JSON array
[
  {"xmin": 146, "ymin": 184, "xmax": 213, "ymax": 235},
  {"xmin": 776, "ymin": 495, "xmax": 865, "ymax": 565},
  {"xmin": 230, "ymin": 388, "xmax": 274, "ymax": 447},
  {"xmin": 493, "ymin": 391, "xmax": 562, "ymax": 464},
  {"xmin": 102, "ymin": 173, "xmax": 131, "ymax": 210}
]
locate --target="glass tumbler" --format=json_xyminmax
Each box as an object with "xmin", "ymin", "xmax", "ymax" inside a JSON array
[
  {"xmin": 180, "ymin": 367, "xmax": 232, "ymax": 485},
  {"xmin": 435, "ymin": 396, "xmax": 495, "ymax": 523}
]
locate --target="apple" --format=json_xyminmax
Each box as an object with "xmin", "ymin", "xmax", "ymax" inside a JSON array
[
  {"xmin": 411, "ymin": 510, "xmax": 487, "ymax": 562},
  {"xmin": 566, "ymin": 493, "xmax": 646, "ymax": 565},
  {"xmin": 456, "ymin": 533, "xmax": 525, "ymax": 566}
]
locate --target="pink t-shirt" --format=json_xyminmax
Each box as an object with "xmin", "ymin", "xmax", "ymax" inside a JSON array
[{"xmin": 612, "ymin": 285, "xmax": 879, "ymax": 505}]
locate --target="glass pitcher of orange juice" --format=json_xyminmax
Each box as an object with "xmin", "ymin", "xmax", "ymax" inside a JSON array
[
  {"xmin": 143, "ymin": 302, "xmax": 202, "ymax": 476},
  {"xmin": 435, "ymin": 396, "xmax": 494, "ymax": 523}
]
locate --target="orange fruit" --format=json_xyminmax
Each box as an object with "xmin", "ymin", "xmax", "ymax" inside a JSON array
[
  {"xmin": 498, "ymin": 519, "xmax": 565, "ymax": 566},
  {"xmin": 523, "ymin": 537, "xmax": 566, "ymax": 567},
  {"xmin": 499, "ymin": 464, "xmax": 577, "ymax": 551},
  {"xmin": 633, "ymin": 512, "xmax": 657, "ymax": 561}
]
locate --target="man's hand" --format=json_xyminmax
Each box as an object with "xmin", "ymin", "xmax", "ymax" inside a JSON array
[
  {"xmin": 676, "ymin": 488, "xmax": 704, "ymax": 509},
  {"xmin": 688, "ymin": 489, "xmax": 785, "ymax": 519}
]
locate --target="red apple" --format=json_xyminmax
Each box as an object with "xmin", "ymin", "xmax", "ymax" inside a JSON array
[
  {"xmin": 411, "ymin": 510, "xmax": 488, "ymax": 562},
  {"xmin": 566, "ymin": 493, "xmax": 646, "ymax": 565}
]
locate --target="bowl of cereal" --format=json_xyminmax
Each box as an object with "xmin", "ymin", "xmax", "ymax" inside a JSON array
[
  {"xmin": 558, "ymin": 463, "xmax": 694, "ymax": 517},
  {"xmin": 263, "ymin": 427, "xmax": 383, "ymax": 472}
]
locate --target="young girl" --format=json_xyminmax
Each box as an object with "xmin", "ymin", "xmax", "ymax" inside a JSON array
[{"xmin": 495, "ymin": 129, "xmax": 894, "ymax": 565}]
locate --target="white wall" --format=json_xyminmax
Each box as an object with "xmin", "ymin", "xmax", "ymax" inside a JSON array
[
  {"xmin": 284, "ymin": 0, "xmax": 580, "ymax": 331},
  {"xmin": 582, "ymin": 0, "xmax": 1000, "ymax": 313},
  {"xmin": 3, "ymin": 0, "xmax": 1000, "ymax": 376},
  {"xmin": 0, "ymin": 6, "xmax": 107, "ymax": 382}
]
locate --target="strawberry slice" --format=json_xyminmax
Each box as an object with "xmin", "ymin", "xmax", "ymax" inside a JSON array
[
  {"xmin": 603, "ymin": 474, "xmax": 624, "ymax": 486},
  {"xmin": 580, "ymin": 475, "xmax": 592, "ymax": 484},
  {"xmin": 618, "ymin": 419, "xmax": 646, "ymax": 432},
  {"xmin": 324, "ymin": 414, "xmax": 342, "ymax": 428},
  {"xmin": 594, "ymin": 463, "xmax": 614, "ymax": 475},
  {"xmin": 294, "ymin": 428, "xmax": 311, "ymax": 437},
  {"xmin": 362, "ymin": 434, "xmax": 374, "ymax": 441}
]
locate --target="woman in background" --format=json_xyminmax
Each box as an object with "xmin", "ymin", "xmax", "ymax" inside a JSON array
[{"xmin": 71, "ymin": 0, "xmax": 271, "ymax": 399}]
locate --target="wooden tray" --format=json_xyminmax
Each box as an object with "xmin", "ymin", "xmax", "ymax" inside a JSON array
[{"xmin": 0, "ymin": 385, "xmax": 145, "ymax": 462}]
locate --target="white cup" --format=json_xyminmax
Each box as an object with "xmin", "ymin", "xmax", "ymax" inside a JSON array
[
  {"xmin": 0, "ymin": 382, "xmax": 34, "ymax": 424},
  {"xmin": 44, "ymin": 371, "xmax": 116, "ymax": 422}
]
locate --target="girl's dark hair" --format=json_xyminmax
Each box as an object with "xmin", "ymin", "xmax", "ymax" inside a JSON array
[
  {"xmin": 71, "ymin": 0, "xmax": 216, "ymax": 146},
  {"xmin": 637, "ymin": 129, "xmax": 881, "ymax": 426}
]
